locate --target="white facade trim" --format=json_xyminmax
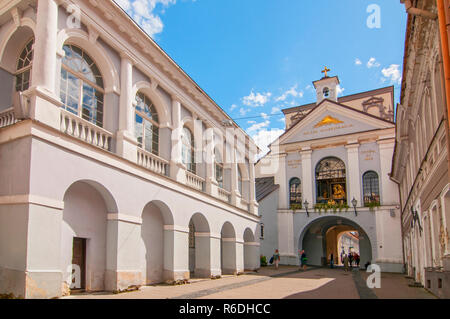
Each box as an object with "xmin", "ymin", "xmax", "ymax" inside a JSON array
[
  {"xmin": 0, "ymin": 194, "xmax": 64, "ymax": 210},
  {"xmin": 107, "ymin": 213, "xmax": 142, "ymax": 225},
  {"xmin": 164, "ymin": 225, "xmax": 189, "ymax": 233}
]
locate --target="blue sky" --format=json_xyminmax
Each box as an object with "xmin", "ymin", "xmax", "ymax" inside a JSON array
[{"xmin": 115, "ymin": 0, "xmax": 407, "ymax": 154}]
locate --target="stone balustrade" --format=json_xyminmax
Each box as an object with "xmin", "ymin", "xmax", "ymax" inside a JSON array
[
  {"xmin": 186, "ymin": 171, "xmax": 205, "ymax": 191},
  {"xmin": 137, "ymin": 148, "xmax": 169, "ymax": 176},
  {"xmin": 60, "ymin": 109, "xmax": 113, "ymax": 151},
  {"xmin": 218, "ymin": 187, "xmax": 231, "ymax": 203},
  {"xmin": 0, "ymin": 108, "xmax": 17, "ymax": 128}
]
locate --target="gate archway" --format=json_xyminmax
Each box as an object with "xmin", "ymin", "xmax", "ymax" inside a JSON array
[{"xmin": 298, "ymin": 216, "xmax": 373, "ymax": 268}]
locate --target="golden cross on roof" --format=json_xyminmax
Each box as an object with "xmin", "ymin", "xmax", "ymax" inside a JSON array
[{"xmin": 321, "ymin": 66, "xmax": 331, "ymax": 77}]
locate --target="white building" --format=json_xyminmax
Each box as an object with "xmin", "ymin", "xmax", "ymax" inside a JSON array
[
  {"xmin": 256, "ymin": 72, "xmax": 403, "ymax": 272},
  {"xmin": 392, "ymin": 0, "xmax": 450, "ymax": 298},
  {"xmin": 0, "ymin": 0, "xmax": 260, "ymax": 299}
]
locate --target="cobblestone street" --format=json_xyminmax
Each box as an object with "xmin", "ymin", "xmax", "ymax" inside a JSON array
[{"xmin": 63, "ymin": 266, "xmax": 437, "ymax": 300}]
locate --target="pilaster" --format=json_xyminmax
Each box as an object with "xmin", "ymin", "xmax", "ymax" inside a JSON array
[
  {"xmin": 300, "ymin": 149, "xmax": 313, "ymax": 206},
  {"xmin": 116, "ymin": 53, "xmax": 138, "ymax": 162},
  {"xmin": 345, "ymin": 142, "xmax": 361, "ymax": 205}
]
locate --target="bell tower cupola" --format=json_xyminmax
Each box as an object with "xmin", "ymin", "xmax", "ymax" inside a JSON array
[{"xmin": 313, "ymin": 67, "xmax": 340, "ymax": 104}]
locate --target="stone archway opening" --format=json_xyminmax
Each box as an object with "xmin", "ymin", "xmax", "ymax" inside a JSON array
[
  {"xmin": 243, "ymin": 228, "xmax": 258, "ymax": 271},
  {"xmin": 299, "ymin": 216, "xmax": 372, "ymax": 269},
  {"xmin": 188, "ymin": 213, "xmax": 211, "ymax": 278},
  {"xmin": 221, "ymin": 222, "xmax": 237, "ymax": 275},
  {"xmin": 141, "ymin": 200, "xmax": 174, "ymax": 285},
  {"xmin": 61, "ymin": 180, "xmax": 117, "ymax": 294}
]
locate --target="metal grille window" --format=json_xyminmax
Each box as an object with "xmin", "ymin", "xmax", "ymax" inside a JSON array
[
  {"xmin": 315, "ymin": 157, "xmax": 347, "ymax": 204},
  {"xmin": 189, "ymin": 221, "xmax": 195, "ymax": 248},
  {"xmin": 135, "ymin": 92, "xmax": 159, "ymax": 155},
  {"xmin": 363, "ymin": 171, "xmax": 380, "ymax": 205},
  {"xmin": 289, "ymin": 178, "xmax": 302, "ymax": 205},
  {"xmin": 60, "ymin": 44, "xmax": 104, "ymax": 127},
  {"xmin": 15, "ymin": 38, "xmax": 34, "ymax": 92}
]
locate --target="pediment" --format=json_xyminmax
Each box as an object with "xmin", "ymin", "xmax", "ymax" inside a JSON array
[{"xmin": 278, "ymin": 99, "xmax": 394, "ymax": 145}]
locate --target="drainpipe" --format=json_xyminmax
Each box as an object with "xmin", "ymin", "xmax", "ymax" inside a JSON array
[
  {"xmin": 403, "ymin": 0, "xmax": 438, "ymax": 19},
  {"xmin": 437, "ymin": 0, "xmax": 450, "ymax": 181}
]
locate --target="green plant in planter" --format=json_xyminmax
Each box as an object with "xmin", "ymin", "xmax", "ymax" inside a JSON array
[
  {"xmin": 290, "ymin": 203, "xmax": 303, "ymax": 212},
  {"xmin": 260, "ymin": 255, "xmax": 268, "ymax": 267},
  {"xmin": 365, "ymin": 201, "xmax": 380, "ymax": 211}
]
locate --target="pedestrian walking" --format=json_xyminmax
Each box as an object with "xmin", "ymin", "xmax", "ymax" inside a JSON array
[
  {"xmin": 273, "ymin": 249, "xmax": 281, "ymax": 269},
  {"xmin": 355, "ymin": 253, "xmax": 360, "ymax": 268},
  {"xmin": 329, "ymin": 253, "xmax": 334, "ymax": 269},
  {"xmin": 299, "ymin": 250, "xmax": 307, "ymax": 271},
  {"xmin": 343, "ymin": 254, "xmax": 349, "ymax": 272},
  {"xmin": 348, "ymin": 252, "xmax": 353, "ymax": 268}
]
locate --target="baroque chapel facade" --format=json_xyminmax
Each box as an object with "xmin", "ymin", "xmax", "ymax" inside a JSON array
[{"xmin": 256, "ymin": 73, "xmax": 404, "ymax": 273}]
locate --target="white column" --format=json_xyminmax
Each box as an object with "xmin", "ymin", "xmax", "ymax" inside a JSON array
[
  {"xmin": 28, "ymin": 0, "xmax": 61, "ymax": 130},
  {"xmin": 231, "ymin": 148, "xmax": 238, "ymax": 206},
  {"xmin": 274, "ymin": 153, "xmax": 288, "ymax": 209},
  {"xmin": 378, "ymin": 140, "xmax": 399, "ymax": 206},
  {"xmin": 194, "ymin": 233, "xmax": 212, "ymax": 277},
  {"xmin": 236, "ymin": 239, "xmax": 245, "ymax": 273},
  {"xmin": 346, "ymin": 143, "xmax": 361, "ymax": 205},
  {"xmin": 170, "ymin": 98, "xmax": 186, "ymax": 183},
  {"xmin": 105, "ymin": 218, "xmax": 143, "ymax": 291},
  {"xmin": 249, "ymin": 159, "xmax": 258, "ymax": 215},
  {"xmin": 117, "ymin": 53, "xmax": 138, "ymax": 162},
  {"xmin": 210, "ymin": 234, "xmax": 222, "ymax": 277},
  {"xmin": 300, "ymin": 149, "xmax": 313, "ymax": 206},
  {"xmin": 32, "ymin": 0, "xmax": 58, "ymax": 94},
  {"xmin": 204, "ymin": 125, "xmax": 216, "ymax": 195},
  {"xmin": 277, "ymin": 211, "xmax": 295, "ymax": 263},
  {"xmin": 163, "ymin": 226, "xmax": 189, "ymax": 281},
  {"xmin": 221, "ymin": 238, "xmax": 238, "ymax": 275},
  {"xmin": 244, "ymin": 242, "xmax": 260, "ymax": 271}
]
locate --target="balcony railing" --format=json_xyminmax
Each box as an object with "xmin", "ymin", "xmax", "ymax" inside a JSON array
[
  {"xmin": 218, "ymin": 187, "xmax": 231, "ymax": 203},
  {"xmin": 60, "ymin": 109, "xmax": 113, "ymax": 151},
  {"xmin": 186, "ymin": 171, "xmax": 205, "ymax": 192},
  {"xmin": 0, "ymin": 108, "xmax": 18, "ymax": 128},
  {"xmin": 137, "ymin": 148, "xmax": 169, "ymax": 176}
]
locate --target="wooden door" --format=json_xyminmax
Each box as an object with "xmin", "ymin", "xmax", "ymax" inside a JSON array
[{"xmin": 71, "ymin": 237, "xmax": 86, "ymax": 291}]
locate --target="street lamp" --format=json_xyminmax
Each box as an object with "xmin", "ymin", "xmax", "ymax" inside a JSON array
[
  {"xmin": 351, "ymin": 197, "xmax": 358, "ymax": 216},
  {"xmin": 304, "ymin": 200, "xmax": 309, "ymax": 217}
]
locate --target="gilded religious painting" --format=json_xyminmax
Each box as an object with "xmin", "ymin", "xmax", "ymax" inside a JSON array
[{"xmin": 315, "ymin": 157, "xmax": 347, "ymax": 205}]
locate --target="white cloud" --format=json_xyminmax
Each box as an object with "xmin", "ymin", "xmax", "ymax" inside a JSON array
[
  {"xmin": 271, "ymin": 107, "xmax": 281, "ymax": 114},
  {"xmin": 337, "ymin": 85, "xmax": 345, "ymax": 96},
  {"xmin": 247, "ymin": 120, "xmax": 256, "ymax": 124},
  {"xmin": 275, "ymin": 85, "xmax": 303, "ymax": 102},
  {"xmin": 115, "ymin": 0, "xmax": 131, "ymax": 10},
  {"xmin": 230, "ymin": 104, "xmax": 238, "ymax": 111},
  {"xmin": 250, "ymin": 128, "xmax": 284, "ymax": 158},
  {"xmin": 305, "ymin": 84, "xmax": 315, "ymax": 93},
  {"xmin": 239, "ymin": 107, "xmax": 250, "ymax": 117},
  {"xmin": 381, "ymin": 64, "xmax": 402, "ymax": 84},
  {"xmin": 115, "ymin": 0, "xmax": 178, "ymax": 37},
  {"xmin": 355, "ymin": 58, "xmax": 362, "ymax": 66},
  {"xmin": 367, "ymin": 57, "xmax": 381, "ymax": 68},
  {"xmin": 242, "ymin": 90, "xmax": 272, "ymax": 107},
  {"xmin": 261, "ymin": 112, "xmax": 269, "ymax": 120},
  {"xmin": 246, "ymin": 120, "xmax": 270, "ymax": 134}
]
